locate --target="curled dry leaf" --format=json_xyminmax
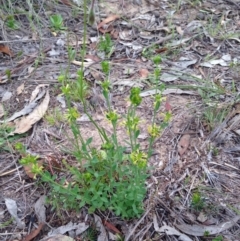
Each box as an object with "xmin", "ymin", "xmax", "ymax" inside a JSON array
[
  {"xmin": 0, "ymin": 44, "xmax": 13, "ymax": 57},
  {"xmin": 12, "ymin": 89, "xmax": 50, "ymax": 134},
  {"xmin": 17, "ymin": 83, "xmax": 25, "ymax": 95},
  {"xmin": 139, "ymin": 69, "xmax": 149, "ymax": 78},
  {"xmin": 97, "ymin": 15, "xmax": 120, "ymax": 30},
  {"xmin": 21, "ymin": 223, "xmax": 44, "ymax": 241},
  {"xmin": 178, "ymin": 134, "xmax": 190, "ymax": 156},
  {"xmin": 30, "ymin": 84, "xmax": 49, "ymax": 103},
  {"xmin": 103, "ymin": 220, "xmax": 121, "ymax": 234}
]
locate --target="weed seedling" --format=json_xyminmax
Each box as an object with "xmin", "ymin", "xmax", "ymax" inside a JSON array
[
  {"xmin": 5, "ymin": 15, "xmax": 19, "ymax": 29},
  {"xmin": 50, "ymin": 14, "xmax": 66, "ymax": 31},
  {"xmin": 191, "ymin": 191, "xmax": 205, "ymax": 211},
  {"xmin": 212, "ymin": 236, "xmax": 223, "ymax": 241},
  {"xmin": 98, "ymin": 33, "xmax": 114, "ymax": 57}
]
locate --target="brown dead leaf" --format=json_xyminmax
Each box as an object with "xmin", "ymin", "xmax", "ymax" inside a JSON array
[
  {"xmin": 97, "ymin": 15, "xmax": 120, "ymax": 30},
  {"xmin": 99, "ymin": 25, "xmax": 114, "ymax": 34},
  {"xmin": 178, "ymin": 134, "xmax": 190, "ymax": 156},
  {"xmin": 12, "ymin": 89, "xmax": 50, "ymax": 134},
  {"xmin": 103, "ymin": 220, "xmax": 121, "ymax": 234},
  {"xmin": 164, "ymin": 101, "xmax": 172, "ymax": 112},
  {"xmin": 61, "ymin": 0, "xmax": 73, "ymax": 6},
  {"xmin": 139, "ymin": 69, "xmax": 149, "ymax": 78},
  {"xmin": 21, "ymin": 223, "xmax": 44, "ymax": 241},
  {"xmin": 0, "ymin": 44, "xmax": 13, "ymax": 57},
  {"xmin": 155, "ymin": 47, "xmax": 168, "ymax": 54},
  {"xmin": 17, "ymin": 83, "xmax": 25, "ymax": 95}
]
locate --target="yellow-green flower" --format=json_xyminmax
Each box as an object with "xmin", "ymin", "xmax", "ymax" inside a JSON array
[
  {"xmin": 58, "ymin": 74, "xmax": 65, "ymax": 83},
  {"xmin": 162, "ymin": 111, "xmax": 172, "ymax": 122},
  {"xmin": 31, "ymin": 162, "xmax": 44, "ymax": 179},
  {"xmin": 125, "ymin": 116, "xmax": 140, "ymax": 130},
  {"xmin": 83, "ymin": 172, "xmax": 92, "ymax": 183},
  {"xmin": 130, "ymin": 150, "xmax": 147, "ymax": 168},
  {"xmin": 97, "ymin": 150, "xmax": 107, "ymax": 160},
  {"xmin": 106, "ymin": 110, "xmax": 118, "ymax": 125},
  {"xmin": 148, "ymin": 124, "xmax": 161, "ymax": 138},
  {"xmin": 65, "ymin": 107, "xmax": 79, "ymax": 122},
  {"xmin": 130, "ymin": 87, "xmax": 142, "ymax": 106},
  {"xmin": 61, "ymin": 84, "xmax": 70, "ymax": 95}
]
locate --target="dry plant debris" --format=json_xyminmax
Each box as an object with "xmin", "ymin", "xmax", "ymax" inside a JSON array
[{"xmin": 0, "ymin": 0, "xmax": 240, "ymax": 240}]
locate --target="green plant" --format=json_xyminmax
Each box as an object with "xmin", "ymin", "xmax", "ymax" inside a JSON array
[
  {"xmin": 212, "ymin": 236, "xmax": 223, "ymax": 241},
  {"xmin": 202, "ymin": 105, "xmax": 228, "ymax": 131},
  {"xmin": 82, "ymin": 224, "xmax": 99, "ymax": 241},
  {"xmin": 18, "ymin": 0, "xmax": 170, "ymax": 219},
  {"xmin": 36, "ymin": 61, "xmax": 169, "ymax": 218},
  {"xmin": 5, "ymin": 15, "xmax": 19, "ymax": 29},
  {"xmin": 98, "ymin": 33, "xmax": 114, "ymax": 57},
  {"xmin": 191, "ymin": 191, "xmax": 205, "ymax": 211},
  {"xmin": 45, "ymin": 107, "xmax": 66, "ymax": 126},
  {"xmin": 16, "ymin": 143, "xmax": 43, "ymax": 178},
  {"xmin": 50, "ymin": 14, "xmax": 66, "ymax": 31},
  {"xmin": 0, "ymin": 124, "xmax": 19, "ymax": 152},
  {"xmin": 0, "ymin": 218, "xmax": 13, "ymax": 228},
  {"xmin": 204, "ymin": 230, "xmax": 210, "ymax": 237}
]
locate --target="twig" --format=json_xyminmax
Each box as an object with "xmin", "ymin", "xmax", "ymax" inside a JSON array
[
  {"xmin": 124, "ymin": 207, "xmax": 151, "ymax": 241},
  {"xmin": 183, "ymin": 169, "xmax": 199, "ymax": 207},
  {"xmin": 144, "ymin": 34, "xmax": 175, "ymax": 51}
]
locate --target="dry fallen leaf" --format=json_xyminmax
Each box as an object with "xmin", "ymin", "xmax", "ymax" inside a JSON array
[
  {"xmin": 5, "ymin": 198, "xmax": 25, "ymax": 229},
  {"xmin": 0, "ymin": 44, "xmax": 13, "ymax": 57},
  {"xmin": 164, "ymin": 100, "xmax": 172, "ymax": 112},
  {"xmin": 21, "ymin": 223, "xmax": 44, "ymax": 241},
  {"xmin": 103, "ymin": 220, "xmax": 121, "ymax": 234},
  {"xmin": 61, "ymin": 0, "xmax": 73, "ymax": 6},
  {"xmin": 178, "ymin": 134, "xmax": 190, "ymax": 156},
  {"xmin": 153, "ymin": 214, "xmax": 192, "ymax": 241},
  {"xmin": 139, "ymin": 69, "xmax": 149, "ymax": 78},
  {"xmin": 94, "ymin": 214, "xmax": 108, "ymax": 241},
  {"xmin": 34, "ymin": 195, "xmax": 46, "ymax": 223},
  {"xmin": 12, "ymin": 89, "xmax": 50, "ymax": 134},
  {"xmin": 17, "ymin": 83, "xmax": 25, "ymax": 95},
  {"xmin": 48, "ymin": 221, "xmax": 88, "ymax": 236},
  {"xmin": 29, "ymin": 84, "xmax": 48, "ymax": 103},
  {"xmin": 97, "ymin": 15, "xmax": 120, "ymax": 30},
  {"xmin": 176, "ymin": 215, "xmax": 240, "ymax": 236}
]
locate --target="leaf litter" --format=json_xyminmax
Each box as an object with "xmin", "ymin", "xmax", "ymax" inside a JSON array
[{"xmin": 1, "ymin": 0, "xmax": 240, "ymax": 240}]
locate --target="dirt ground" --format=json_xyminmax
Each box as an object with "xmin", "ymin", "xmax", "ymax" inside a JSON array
[{"xmin": 1, "ymin": 0, "xmax": 240, "ymax": 240}]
